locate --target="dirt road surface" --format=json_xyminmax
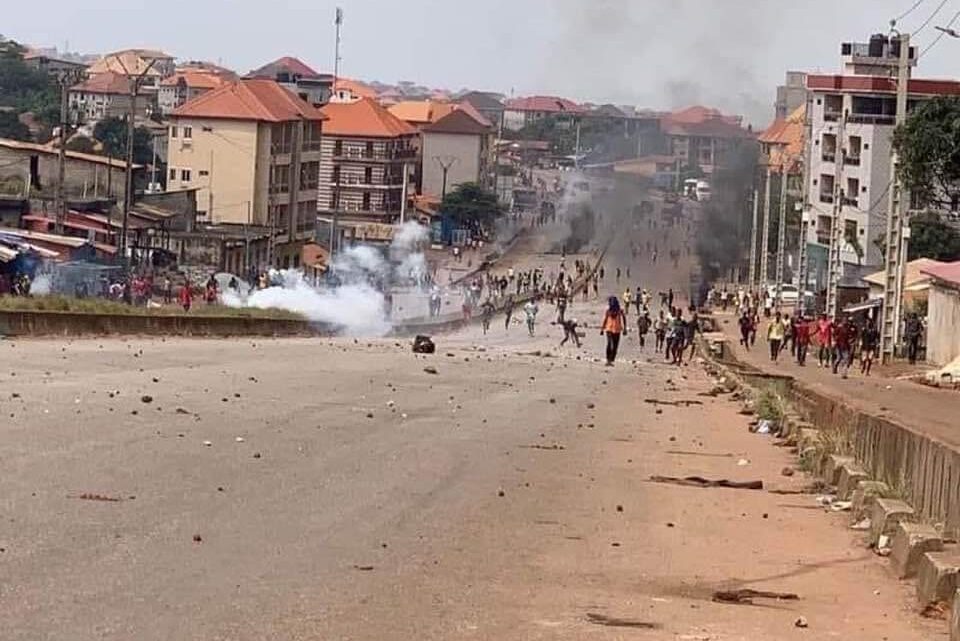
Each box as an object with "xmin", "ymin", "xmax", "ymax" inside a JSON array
[{"xmin": 0, "ymin": 198, "xmax": 943, "ymax": 640}]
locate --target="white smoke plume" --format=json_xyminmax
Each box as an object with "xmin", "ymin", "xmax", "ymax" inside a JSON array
[{"xmin": 223, "ymin": 221, "xmax": 432, "ymax": 336}]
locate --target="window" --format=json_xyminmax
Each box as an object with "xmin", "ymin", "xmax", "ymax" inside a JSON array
[
  {"xmin": 362, "ymin": 192, "xmax": 371, "ymax": 211},
  {"xmin": 365, "ymin": 141, "xmax": 374, "ymax": 158},
  {"xmin": 330, "ymin": 192, "xmax": 339, "ymax": 209},
  {"xmin": 199, "ymin": 170, "xmax": 209, "ymax": 177},
  {"xmin": 334, "ymin": 140, "xmax": 343, "ymax": 156},
  {"xmin": 364, "ymin": 167, "xmax": 373, "ymax": 184},
  {"xmin": 300, "ymin": 161, "xmax": 319, "ymax": 190},
  {"xmin": 332, "ymin": 166, "xmax": 341, "ymax": 183},
  {"xmin": 169, "ymin": 168, "xmax": 177, "ymax": 181},
  {"xmin": 170, "ymin": 126, "xmax": 178, "ymax": 138},
  {"xmin": 181, "ymin": 169, "xmax": 191, "ymax": 182},
  {"xmin": 183, "ymin": 126, "xmax": 192, "ymax": 139}
]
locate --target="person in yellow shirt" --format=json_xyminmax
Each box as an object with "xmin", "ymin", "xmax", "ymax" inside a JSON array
[
  {"xmin": 767, "ymin": 311, "xmax": 786, "ymax": 362},
  {"xmin": 622, "ymin": 288, "xmax": 632, "ymax": 317}
]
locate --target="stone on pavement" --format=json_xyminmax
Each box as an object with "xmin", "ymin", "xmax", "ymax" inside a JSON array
[
  {"xmin": 869, "ymin": 497, "xmax": 916, "ymax": 547},
  {"xmin": 917, "ymin": 551, "xmax": 960, "ymax": 606},
  {"xmin": 889, "ymin": 521, "xmax": 944, "ymax": 579},
  {"xmin": 837, "ymin": 462, "xmax": 870, "ymax": 500}
]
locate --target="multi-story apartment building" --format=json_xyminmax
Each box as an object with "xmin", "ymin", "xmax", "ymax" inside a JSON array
[
  {"xmin": 167, "ymin": 78, "xmax": 326, "ymax": 269},
  {"xmin": 660, "ymin": 106, "xmax": 752, "ymax": 175},
  {"xmin": 68, "ymin": 72, "xmax": 142, "ymax": 123},
  {"xmin": 502, "ymin": 96, "xmax": 582, "ymax": 131},
  {"xmin": 803, "ymin": 34, "xmax": 960, "ymax": 269},
  {"xmin": 775, "ymin": 71, "xmax": 808, "ymax": 120},
  {"xmin": 317, "ymin": 98, "xmax": 417, "ymax": 247}
]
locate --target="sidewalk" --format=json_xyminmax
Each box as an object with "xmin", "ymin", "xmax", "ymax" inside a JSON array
[{"xmin": 712, "ymin": 309, "xmax": 960, "ymax": 450}]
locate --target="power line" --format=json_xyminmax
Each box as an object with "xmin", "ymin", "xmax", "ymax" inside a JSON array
[
  {"xmin": 920, "ymin": 5, "xmax": 960, "ymax": 56},
  {"xmin": 914, "ymin": 0, "xmax": 950, "ymax": 34},
  {"xmin": 896, "ymin": 0, "xmax": 930, "ymax": 22}
]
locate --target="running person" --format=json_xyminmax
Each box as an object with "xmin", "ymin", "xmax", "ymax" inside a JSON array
[{"xmin": 860, "ymin": 318, "xmax": 880, "ymax": 376}]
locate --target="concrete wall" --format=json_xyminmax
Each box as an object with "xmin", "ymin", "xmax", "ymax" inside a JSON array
[
  {"xmin": 927, "ymin": 284, "xmax": 960, "ymax": 367},
  {"xmin": 0, "ymin": 146, "xmax": 129, "ymax": 200},
  {"xmin": 167, "ymin": 117, "xmax": 259, "ymax": 224},
  {"xmin": 0, "ymin": 309, "xmax": 324, "ymax": 338},
  {"xmin": 421, "ymin": 132, "xmax": 482, "ymax": 198}
]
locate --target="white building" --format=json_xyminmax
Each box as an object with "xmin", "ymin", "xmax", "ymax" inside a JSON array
[{"xmin": 803, "ymin": 35, "xmax": 960, "ymax": 269}]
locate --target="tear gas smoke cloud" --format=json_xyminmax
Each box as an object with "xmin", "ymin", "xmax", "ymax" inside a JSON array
[{"xmin": 223, "ymin": 221, "xmax": 430, "ymax": 336}]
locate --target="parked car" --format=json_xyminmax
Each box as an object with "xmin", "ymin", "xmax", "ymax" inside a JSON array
[{"xmin": 767, "ymin": 284, "xmax": 813, "ymax": 304}]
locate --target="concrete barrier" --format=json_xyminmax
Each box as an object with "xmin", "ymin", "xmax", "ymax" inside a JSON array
[{"xmin": 0, "ymin": 309, "xmax": 325, "ymax": 338}]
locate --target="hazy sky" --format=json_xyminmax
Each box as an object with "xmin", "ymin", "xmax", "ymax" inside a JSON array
[{"xmin": 6, "ymin": 0, "xmax": 960, "ymax": 125}]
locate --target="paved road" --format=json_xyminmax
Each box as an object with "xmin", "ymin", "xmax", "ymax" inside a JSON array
[{"xmin": 0, "ymin": 193, "xmax": 940, "ymax": 640}]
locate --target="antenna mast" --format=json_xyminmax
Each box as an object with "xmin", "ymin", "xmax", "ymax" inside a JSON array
[{"xmin": 333, "ymin": 7, "xmax": 343, "ymax": 82}]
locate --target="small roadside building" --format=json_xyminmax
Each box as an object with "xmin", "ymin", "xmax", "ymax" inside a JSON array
[{"xmin": 920, "ymin": 261, "xmax": 960, "ymax": 367}]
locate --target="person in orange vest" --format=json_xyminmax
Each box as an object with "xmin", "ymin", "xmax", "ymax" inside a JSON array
[
  {"xmin": 601, "ymin": 296, "xmax": 627, "ymax": 366},
  {"xmin": 178, "ymin": 280, "xmax": 193, "ymax": 312}
]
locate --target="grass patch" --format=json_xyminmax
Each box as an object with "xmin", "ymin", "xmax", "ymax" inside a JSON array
[
  {"xmin": 754, "ymin": 385, "xmax": 788, "ymax": 424},
  {"xmin": 0, "ymin": 295, "xmax": 306, "ymax": 321}
]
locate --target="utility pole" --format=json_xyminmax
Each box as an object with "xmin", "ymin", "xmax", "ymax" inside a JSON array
[
  {"xmin": 54, "ymin": 80, "xmax": 69, "ymax": 234},
  {"xmin": 796, "ymin": 93, "xmax": 814, "ymax": 314},
  {"xmin": 399, "ymin": 161, "xmax": 408, "ymax": 224},
  {"xmin": 434, "ymin": 155, "xmax": 457, "ymax": 199},
  {"xmin": 115, "ymin": 55, "xmax": 158, "ymax": 266},
  {"xmin": 774, "ymin": 164, "xmax": 789, "ymax": 307},
  {"xmin": 881, "ymin": 33, "xmax": 912, "ymax": 363},
  {"xmin": 333, "ymin": 7, "xmax": 343, "ymax": 85},
  {"xmin": 824, "ymin": 112, "xmax": 847, "ymax": 319},
  {"xmin": 573, "ymin": 118, "xmax": 581, "ymax": 169},
  {"xmin": 759, "ymin": 167, "xmax": 772, "ymax": 288},
  {"xmin": 747, "ymin": 185, "xmax": 760, "ymax": 288}
]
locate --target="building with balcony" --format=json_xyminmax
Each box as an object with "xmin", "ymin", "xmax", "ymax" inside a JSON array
[
  {"xmin": 317, "ymin": 98, "xmax": 418, "ymax": 247},
  {"xmin": 502, "ymin": 96, "xmax": 582, "ymax": 131},
  {"xmin": 660, "ymin": 106, "xmax": 752, "ymax": 175},
  {"xmin": 68, "ymin": 72, "xmax": 140, "ymax": 124},
  {"xmin": 803, "ymin": 33, "xmax": 960, "ymax": 269},
  {"xmin": 167, "ymin": 78, "xmax": 326, "ymax": 269}
]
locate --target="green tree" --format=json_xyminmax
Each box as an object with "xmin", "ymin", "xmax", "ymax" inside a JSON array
[
  {"xmin": 0, "ymin": 110, "xmax": 30, "ymax": 141},
  {"xmin": 908, "ymin": 211, "xmax": 960, "ymax": 261},
  {"xmin": 66, "ymin": 136, "xmax": 97, "ymax": 154},
  {"xmin": 893, "ymin": 96, "xmax": 960, "ymax": 209},
  {"xmin": 93, "ymin": 117, "xmax": 154, "ymax": 165},
  {"xmin": 0, "ymin": 36, "xmax": 59, "ymax": 138},
  {"xmin": 441, "ymin": 182, "xmax": 505, "ymax": 232}
]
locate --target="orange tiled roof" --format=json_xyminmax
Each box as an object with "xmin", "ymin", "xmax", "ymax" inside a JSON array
[
  {"xmin": 87, "ymin": 49, "xmax": 172, "ymax": 77},
  {"xmin": 334, "ymin": 78, "xmax": 377, "ymax": 99},
  {"xmin": 321, "ymin": 98, "xmax": 416, "ymax": 138},
  {"xmin": 70, "ymin": 71, "xmax": 131, "ymax": 95},
  {"xmin": 161, "ymin": 70, "xmax": 231, "ymax": 90},
  {"xmin": 423, "ymin": 103, "xmax": 493, "ymax": 135},
  {"xmin": 171, "ymin": 79, "xmax": 327, "ymax": 122},
  {"xmin": 505, "ymin": 95, "xmax": 582, "ymax": 113},
  {"xmin": 760, "ymin": 105, "xmax": 805, "ymax": 171},
  {"xmin": 388, "ymin": 100, "xmax": 456, "ymax": 125}
]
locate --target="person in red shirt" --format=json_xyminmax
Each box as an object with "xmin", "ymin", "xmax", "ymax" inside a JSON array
[
  {"xmin": 794, "ymin": 315, "xmax": 812, "ymax": 366},
  {"xmin": 178, "ymin": 280, "xmax": 193, "ymax": 313},
  {"xmin": 816, "ymin": 314, "xmax": 834, "ymax": 368},
  {"xmin": 832, "ymin": 316, "xmax": 853, "ymax": 378}
]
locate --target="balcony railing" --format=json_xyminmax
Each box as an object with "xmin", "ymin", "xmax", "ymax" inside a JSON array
[
  {"xmin": 816, "ymin": 233, "xmax": 831, "ymax": 245},
  {"xmin": 824, "ymin": 110, "xmax": 841, "ymax": 122},
  {"xmin": 848, "ymin": 113, "xmax": 895, "ymax": 125},
  {"xmin": 333, "ymin": 148, "xmax": 417, "ymax": 161},
  {"xmin": 843, "ymin": 197, "xmax": 859, "ymax": 207},
  {"xmin": 821, "ymin": 152, "xmax": 836, "ymax": 163},
  {"xmin": 845, "ymin": 155, "xmax": 862, "ymax": 166},
  {"xmin": 819, "ymin": 193, "xmax": 835, "ymax": 204}
]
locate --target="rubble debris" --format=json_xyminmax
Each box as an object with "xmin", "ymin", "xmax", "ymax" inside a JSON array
[
  {"xmin": 192, "ymin": 534, "xmax": 203, "ymax": 543},
  {"xmin": 175, "ymin": 408, "xmax": 190, "ymax": 415},
  {"xmin": 423, "ymin": 366, "xmax": 439, "ymax": 375},
  {"xmin": 667, "ymin": 450, "xmax": 734, "ymax": 458},
  {"xmin": 520, "ymin": 444, "xmax": 566, "ymax": 451},
  {"xmin": 712, "ymin": 588, "xmax": 799, "ymax": 605},
  {"xmin": 412, "ymin": 335, "xmax": 436, "ymax": 354},
  {"xmin": 70, "ymin": 493, "xmax": 122, "ymax": 502},
  {"xmin": 644, "ymin": 399, "xmax": 704, "ymax": 407},
  {"xmin": 585, "ymin": 613, "xmax": 659, "ymax": 629},
  {"xmin": 353, "ymin": 564, "xmax": 375, "ymax": 571},
  {"xmin": 794, "ymin": 616, "xmax": 808, "ymax": 628},
  {"xmin": 920, "ymin": 601, "xmax": 949, "ymax": 620},
  {"xmin": 649, "ymin": 476, "xmax": 764, "ymax": 491},
  {"xmin": 140, "ymin": 395, "xmax": 153, "ymax": 404},
  {"xmin": 781, "ymin": 467, "xmax": 795, "ymax": 477}
]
